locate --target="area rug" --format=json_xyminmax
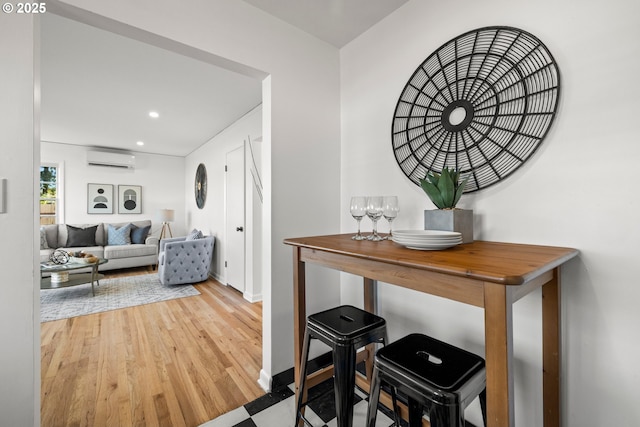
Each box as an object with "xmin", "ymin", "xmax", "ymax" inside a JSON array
[{"xmin": 40, "ymin": 274, "xmax": 200, "ymax": 322}]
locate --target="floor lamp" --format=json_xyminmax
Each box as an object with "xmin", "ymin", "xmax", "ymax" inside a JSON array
[{"xmin": 158, "ymin": 209, "xmax": 174, "ymax": 241}]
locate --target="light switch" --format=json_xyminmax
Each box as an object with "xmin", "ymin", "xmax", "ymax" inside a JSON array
[{"xmin": 0, "ymin": 178, "xmax": 6, "ymax": 213}]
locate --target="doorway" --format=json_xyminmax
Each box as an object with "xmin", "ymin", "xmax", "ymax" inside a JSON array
[{"xmin": 36, "ymin": 5, "xmax": 270, "ymax": 422}]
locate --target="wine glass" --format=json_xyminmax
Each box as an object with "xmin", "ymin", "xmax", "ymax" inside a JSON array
[
  {"xmin": 350, "ymin": 196, "xmax": 367, "ymax": 240},
  {"xmin": 366, "ymin": 196, "xmax": 384, "ymax": 241},
  {"xmin": 383, "ymin": 196, "xmax": 399, "ymax": 240}
]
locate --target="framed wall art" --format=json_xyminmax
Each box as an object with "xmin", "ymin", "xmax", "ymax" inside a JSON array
[
  {"xmin": 87, "ymin": 183, "xmax": 113, "ymax": 214},
  {"xmin": 118, "ymin": 185, "xmax": 141, "ymax": 214}
]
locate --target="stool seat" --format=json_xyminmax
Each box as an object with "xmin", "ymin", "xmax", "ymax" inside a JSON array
[
  {"xmin": 378, "ymin": 333, "xmax": 485, "ymax": 392},
  {"xmin": 367, "ymin": 333, "xmax": 486, "ymax": 427},
  {"xmin": 308, "ymin": 305, "xmax": 387, "ymax": 345},
  {"xmin": 296, "ymin": 305, "xmax": 387, "ymax": 427}
]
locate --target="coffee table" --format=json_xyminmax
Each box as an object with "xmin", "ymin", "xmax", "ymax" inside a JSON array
[{"xmin": 40, "ymin": 259, "xmax": 108, "ymax": 296}]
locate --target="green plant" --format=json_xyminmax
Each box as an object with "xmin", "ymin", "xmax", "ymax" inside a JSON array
[{"xmin": 419, "ymin": 167, "xmax": 469, "ymax": 209}]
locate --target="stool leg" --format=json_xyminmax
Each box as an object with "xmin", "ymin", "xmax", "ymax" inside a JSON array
[
  {"xmin": 428, "ymin": 404, "xmax": 462, "ymax": 427},
  {"xmin": 408, "ymin": 397, "xmax": 423, "ymax": 427},
  {"xmin": 333, "ymin": 344, "xmax": 357, "ymax": 427},
  {"xmin": 366, "ymin": 333, "xmax": 387, "ymax": 380},
  {"xmin": 390, "ymin": 386, "xmax": 402, "ymax": 427},
  {"xmin": 295, "ymin": 329, "xmax": 312, "ymax": 427},
  {"xmin": 479, "ymin": 389, "xmax": 487, "ymax": 427},
  {"xmin": 366, "ymin": 366, "xmax": 382, "ymax": 427}
]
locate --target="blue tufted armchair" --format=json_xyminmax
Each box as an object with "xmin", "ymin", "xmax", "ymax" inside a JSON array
[{"xmin": 157, "ymin": 235, "xmax": 215, "ymax": 285}]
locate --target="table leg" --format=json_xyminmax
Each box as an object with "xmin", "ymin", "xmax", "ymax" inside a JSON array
[
  {"xmin": 95, "ymin": 264, "xmax": 101, "ymax": 286},
  {"xmin": 292, "ymin": 248, "xmax": 306, "ymax": 412},
  {"xmin": 542, "ymin": 268, "xmax": 561, "ymax": 427},
  {"xmin": 363, "ymin": 277, "xmax": 378, "ymax": 381},
  {"xmin": 483, "ymin": 282, "xmax": 515, "ymax": 427},
  {"xmin": 90, "ymin": 263, "xmax": 97, "ymax": 296},
  {"xmin": 363, "ymin": 277, "xmax": 377, "ymax": 314}
]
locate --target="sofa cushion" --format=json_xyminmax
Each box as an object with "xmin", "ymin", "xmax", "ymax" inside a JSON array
[
  {"xmin": 66, "ymin": 225, "xmax": 98, "ymax": 247},
  {"xmin": 42, "ymin": 224, "xmax": 58, "ymax": 249},
  {"xmin": 59, "ymin": 223, "xmax": 105, "ymax": 247},
  {"xmin": 131, "ymin": 224, "xmax": 151, "ymax": 244},
  {"xmin": 186, "ymin": 229, "xmax": 203, "ymax": 240},
  {"xmin": 104, "ymin": 244, "xmax": 157, "ymax": 260},
  {"xmin": 109, "ymin": 220, "xmax": 152, "ymax": 230},
  {"xmin": 106, "ymin": 220, "xmax": 151, "ymax": 243},
  {"xmin": 94, "ymin": 223, "xmax": 106, "ymax": 246},
  {"xmin": 40, "ymin": 227, "xmax": 49, "ymax": 249},
  {"xmin": 107, "ymin": 223, "xmax": 132, "ymax": 245}
]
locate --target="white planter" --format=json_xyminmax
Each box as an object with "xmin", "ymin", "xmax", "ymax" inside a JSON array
[
  {"xmin": 50, "ymin": 272, "xmax": 69, "ymax": 283},
  {"xmin": 424, "ymin": 209, "xmax": 474, "ymax": 243}
]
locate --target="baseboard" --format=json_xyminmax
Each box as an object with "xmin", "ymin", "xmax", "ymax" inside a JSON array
[
  {"xmin": 259, "ymin": 352, "xmax": 333, "ymax": 394},
  {"xmin": 243, "ymin": 291, "xmax": 262, "ymax": 303},
  {"xmin": 258, "ymin": 369, "xmax": 272, "ymax": 392},
  {"xmin": 209, "ymin": 272, "xmax": 223, "ymax": 283}
]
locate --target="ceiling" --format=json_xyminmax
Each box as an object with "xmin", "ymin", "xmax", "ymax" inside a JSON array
[
  {"xmin": 243, "ymin": 0, "xmax": 408, "ymax": 48},
  {"xmin": 40, "ymin": 0, "xmax": 407, "ymax": 157}
]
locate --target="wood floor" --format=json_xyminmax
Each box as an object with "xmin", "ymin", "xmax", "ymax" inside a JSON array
[{"xmin": 41, "ymin": 267, "xmax": 264, "ymax": 427}]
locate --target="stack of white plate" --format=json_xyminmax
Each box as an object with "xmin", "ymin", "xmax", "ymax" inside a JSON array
[{"xmin": 392, "ymin": 230, "xmax": 462, "ymax": 250}]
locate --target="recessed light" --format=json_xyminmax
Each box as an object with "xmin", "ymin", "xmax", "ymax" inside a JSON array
[
  {"xmin": 136, "ymin": 141, "xmax": 145, "ymax": 146},
  {"xmin": 149, "ymin": 111, "xmax": 159, "ymax": 118}
]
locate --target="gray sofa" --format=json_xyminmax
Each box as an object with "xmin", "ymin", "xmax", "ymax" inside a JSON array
[
  {"xmin": 158, "ymin": 235, "xmax": 214, "ymax": 285},
  {"xmin": 40, "ymin": 220, "xmax": 158, "ymax": 271}
]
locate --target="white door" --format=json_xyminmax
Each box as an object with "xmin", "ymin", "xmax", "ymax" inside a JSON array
[{"xmin": 225, "ymin": 145, "xmax": 245, "ymax": 292}]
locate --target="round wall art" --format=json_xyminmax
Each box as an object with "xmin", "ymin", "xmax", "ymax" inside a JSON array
[
  {"xmin": 392, "ymin": 26, "xmax": 561, "ymax": 192},
  {"xmin": 195, "ymin": 163, "xmax": 207, "ymax": 209}
]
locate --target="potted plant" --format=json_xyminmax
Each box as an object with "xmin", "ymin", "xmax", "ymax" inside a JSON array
[{"xmin": 420, "ymin": 168, "xmax": 473, "ymax": 243}]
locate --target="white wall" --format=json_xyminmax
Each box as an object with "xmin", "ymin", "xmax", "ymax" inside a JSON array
[
  {"xmin": 185, "ymin": 105, "xmax": 262, "ymax": 301},
  {"xmin": 41, "ymin": 142, "xmax": 186, "ymax": 235},
  {"xmin": 340, "ymin": 0, "xmax": 640, "ymax": 426},
  {"xmin": 0, "ymin": 13, "xmax": 39, "ymax": 427}
]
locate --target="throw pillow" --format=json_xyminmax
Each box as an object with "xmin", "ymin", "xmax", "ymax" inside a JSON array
[
  {"xmin": 40, "ymin": 227, "xmax": 49, "ymax": 249},
  {"xmin": 185, "ymin": 228, "xmax": 203, "ymax": 241},
  {"xmin": 107, "ymin": 223, "xmax": 132, "ymax": 246},
  {"xmin": 130, "ymin": 224, "xmax": 151, "ymax": 244},
  {"xmin": 66, "ymin": 225, "xmax": 98, "ymax": 247}
]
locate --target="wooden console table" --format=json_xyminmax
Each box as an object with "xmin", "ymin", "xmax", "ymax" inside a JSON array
[{"xmin": 284, "ymin": 234, "xmax": 578, "ymax": 427}]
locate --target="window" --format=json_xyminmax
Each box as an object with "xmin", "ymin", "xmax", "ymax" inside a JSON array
[{"xmin": 40, "ymin": 165, "xmax": 58, "ymax": 225}]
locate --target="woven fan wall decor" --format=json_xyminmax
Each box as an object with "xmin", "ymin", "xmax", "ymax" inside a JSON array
[{"xmin": 392, "ymin": 26, "xmax": 561, "ymax": 192}]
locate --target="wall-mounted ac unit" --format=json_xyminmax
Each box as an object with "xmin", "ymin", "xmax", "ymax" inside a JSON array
[{"xmin": 87, "ymin": 150, "xmax": 136, "ymax": 169}]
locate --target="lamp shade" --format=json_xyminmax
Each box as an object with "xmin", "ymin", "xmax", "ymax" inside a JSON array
[{"xmin": 157, "ymin": 209, "xmax": 175, "ymax": 223}]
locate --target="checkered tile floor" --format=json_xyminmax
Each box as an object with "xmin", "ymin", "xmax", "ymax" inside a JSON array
[
  {"xmin": 199, "ymin": 359, "xmax": 396, "ymax": 427},
  {"xmin": 199, "ymin": 358, "xmax": 483, "ymax": 427}
]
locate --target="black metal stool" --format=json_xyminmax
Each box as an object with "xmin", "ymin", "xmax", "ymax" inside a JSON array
[
  {"xmin": 366, "ymin": 333, "xmax": 486, "ymax": 427},
  {"xmin": 295, "ymin": 305, "xmax": 387, "ymax": 427}
]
